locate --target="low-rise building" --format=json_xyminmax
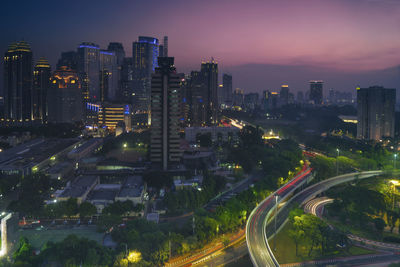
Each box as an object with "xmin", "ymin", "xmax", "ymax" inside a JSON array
[
  {"xmin": 87, "ymin": 184, "xmax": 121, "ymax": 213},
  {"xmin": 0, "ymin": 138, "xmax": 79, "ymax": 177},
  {"xmin": 67, "ymin": 138, "xmax": 103, "ymax": 160},
  {"xmin": 115, "ymin": 176, "xmax": 146, "ymax": 205},
  {"xmin": 57, "ymin": 175, "xmax": 99, "ymax": 204},
  {"xmin": 182, "ymin": 149, "xmax": 217, "ymax": 170},
  {"xmin": 46, "ymin": 161, "xmax": 74, "ymax": 180}
]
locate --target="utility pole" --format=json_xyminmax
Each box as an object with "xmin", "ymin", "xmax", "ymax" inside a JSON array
[
  {"xmin": 336, "ymin": 148, "xmax": 340, "ymax": 176},
  {"xmin": 169, "ymin": 232, "xmax": 171, "ymax": 260},
  {"xmin": 192, "ymin": 216, "xmax": 195, "ymax": 235},
  {"xmin": 273, "ymin": 194, "xmax": 278, "ymax": 251}
]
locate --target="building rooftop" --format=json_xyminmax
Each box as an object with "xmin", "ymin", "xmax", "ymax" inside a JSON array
[
  {"xmin": 88, "ymin": 189, "xmax": 118, "ymax": 201},
  {"xmin": 68, "ymin": 138, "xmax": 103, "ymax": 156},
  {"xmin": 116, "ymin": 176, "xmax": 144, "ymax": 198},
  {"xmin": 0, "ymin": 138, "xmax": 79, "ymax": 169},
  {"xmin": 59, "ymin": 175, "xmax": 98, "ymax": 198}
]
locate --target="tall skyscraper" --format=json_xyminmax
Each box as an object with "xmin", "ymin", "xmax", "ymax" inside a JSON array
[
  {"xmin": 77, "ymin": 42, "xmax": 101, "ymax": 102},
  {"xmin": 297, "ymin": 91, "xmax": 304, "ymax": 104},
  {"xmin": 201, "ymin": 60, "xmax": 218, "ymax": 125},
  {"xmin": 150, "ymin": 57, "xmax": 181, "ymax": 170},
  {"xmin": 222, "ymin": 73, "xmax": 232, "ymax": 106},
  {"xmin": 3, "ymin": 41, "xmax": 33, "ymax": 121},
  {"xmin": 120, "ymin": 57, "xmax": 133, "ymax": 102},
  {"xmin": 233, "ymin": 88, "xmax": 244, "ymax": 107},
  {"xmin": 107, "ymin": 43, "xmax": 125, "ymax": 100},
  {"xmin": 357, "ymin": 86, "xmax": 396, "ymax": 141},
  {"xmin": 107, "ymin": 42, "xmax": 125, "ymax": 66},
  {"xmin": 99, "ymin": 50, "xmax": 118, "ymax": 101},
  {"xmin": 163, "ymin": 36, "xmax": 168, "ymax": 57},
  {"xmin": 47, "ymin": 66, "xmax": 83, "ymax": 123},
  {"xmin": 309, "ymin": 80, "xmax": 323, "ymax": 105},
  {"xmin": 280, "ymin": 85, "xmax": 289, "ymax": 106},
  {"xmin": 33, "ymin": 57, "xmax": 51, "ymax": 122},
  {"xmin": 187, "ymin": 70, "xmax": 207, "ymax": 126},
  {"xmin": 132, "ymin": 36, "xmax": 159, "ymax": 113}
]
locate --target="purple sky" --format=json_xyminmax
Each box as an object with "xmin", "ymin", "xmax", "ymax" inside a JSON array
[{"xmin": 1, "ymin": 0, "xmax": 400, "ymax": 95}]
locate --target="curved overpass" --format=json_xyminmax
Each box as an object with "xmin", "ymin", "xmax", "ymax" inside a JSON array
[{"xmin": 246, "ymin": 170, "xmax": 384, "ymax": 267}]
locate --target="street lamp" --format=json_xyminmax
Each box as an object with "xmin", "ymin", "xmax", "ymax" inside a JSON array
[
  {"xmin": 336, "ymin": 148, "xmax": 340, "ymax": 176},
  {"xmin": 273, "ymin": 194, "xmax": 279, "ymax": 251},
  {"xmin": 394, "ymin": 154, "xmax": 398, "ymax": 170},
  {"xmin": 391, "ymin": 180, "xmax": 399, "ymax": 210}
]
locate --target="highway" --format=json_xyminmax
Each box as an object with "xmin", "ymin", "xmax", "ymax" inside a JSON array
[
  {"xmin": 246, "ymin": 164, "xmax": 313, "ymax": 267},
  {"xmin": 246, "ymin": 170, "xmax": 384, "ymax": 267},
  {"xmin": 305, "ymin": 197, "xmax": 400, "ymax": 252}
]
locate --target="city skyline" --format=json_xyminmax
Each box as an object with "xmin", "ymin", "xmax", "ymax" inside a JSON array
[{"xmin": 1, "ymin": 0, "xmax": 399, "ymax": 94}]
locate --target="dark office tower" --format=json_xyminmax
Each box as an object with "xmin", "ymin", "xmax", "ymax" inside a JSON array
[
  {"xmin": 233, "ymin": 88, "xmax": 244, "ymax": 107},
  {"xmin": 150, "ymin": 57, "xmax": 181, "ymax": 170},
  {"xmin": 107, "ymin": 42, "xmax": 125, "ymax": 66},
  {"xmin": 99, "ymin": 50, "xmax": 118, "ymax": 101},
  {"xmin": 280, "ymin": 85, "xmax": 289, "ymax": 106},
  {"xmin": 201, "ymin": 60, "xmax": 218, "ymax": 125},
  {"xmin": 107, "ymin": 43, "xmax": 125, "ymax": 99},
  {"xmin": 357, "ymin": 86, "xmax": 396, "ymax": 141},
  {"xmin": 33, "ymin": 57, "xmax": 51, "ymax": 122},
  {"xmin": 244, "ymin": 93, "xmax": 259, "ymax": 111},
  {"xmin": 222, "ymin": 74, "xmax": 232, "ymax": 106},
  {"xmin": 3, "ymin": 41, "xmax": 33, "ymax": 121},
  {"xmin": 77, "ymin": 42, "xmax": 100, "ymax": 102},
  {"xmin": 132, "ymin": 36, "xmax": 159, "ymax": 113},
  {"xmin": 47, "ymin": 66, "xmax": 83, "ymax": 123},
  {"xmin": 328, "ymin": 88, "xmax": 335, "ymax": 104},
  {"xmin": 120, "ymin": 57, "xmax": 133, "ymax": 101},
  {"xmin": 297, "ymin": 91, "xmax": 304, "ymax": 104},
  {"xmin": 56, "ymin": 51, "xmax": 78, "ymax": 70},
  {"xmin": 188, "ymin": 70, "xmax": 207, "ymax": 126},
  {"xmin": 309, "ymin": 80, "xmax": 323, "ymax": 105},
  {"xmin": 163, "ymin": 36, "xmax": 168, "ymax": 57}
]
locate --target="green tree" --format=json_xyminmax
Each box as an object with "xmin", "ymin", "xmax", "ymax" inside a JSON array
[
  {"xmin": 64, "ymin": 198, "xmax": 79, "ymax": 217},
  {"xmin": 79, "ymin": 201, "xmax": 97, "ymax": 218}
]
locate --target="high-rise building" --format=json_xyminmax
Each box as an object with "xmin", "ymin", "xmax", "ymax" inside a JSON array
[
  {"xmin": 99, "ymin": 50, "xmax": 118, "ymax": 101},
  {"xmin": 33, "ymin": 57, "xmax": 51, "ymax": 122},
  {"xmin": 77, "ymin": 42, "xmax": 101, "ymax": 102},
  {"xmin": 201, "ymin": 60, "xmax": 218, "ymax": 125},
  {"xmin": 107, "ymin": 43, "xmax": 125, "ymax": 100},
  {"xmin": 328, "ymin": 88, "xmax": 335, "ymax": 104},
  {"xmin": 187, "ymin": 71, "xmax": 207, "ymax": 126},
  {"xmin": 57, "ymin": 51, "xmax": 78, "ymax": 70},
  {"xmin": 297, "ymin": 91, "xmax": 304, "ymax": 104},
  {"xmin": 163, "ymin": 36, "xmax": 168, "ymax": 57},
  {"xmin": 280, "ymin": 85, "xmax": 289, "ymax": 106},
  {"xmin": 357, "ymin": 86, "xmax": 396, "ymax": 141},
  {"xmin": 309, "ymin": 80, "xmax": 323, "ymax": 105},
  {"xmin": 159, "ymin": 36, "xmax": 168, "ymax": 57},
  {"xmin": 132, "ymin": 36, "xmax": 159, "ymax": 113},
  {"xmin": 120, "ymin": 57, "xmax": 133, "ymax": 102},
  {"xmin": 233, "ymin": 88, "xmax": 244, "ymax": 107},
  {"xmin": 222, "ymin": 73, "xmax": 232, "ymax": 107},
  {"xmin": 3, "ymin": 41, "xmax": 33, "ymax": 121},
  {"xmin": 107, "ymin": 42, "xmax": 125, "ymax": 66},
  {"xmin": 47, "ymin": 66, "xmax": 83, "ymax": 123},
  {"xmin": 244, "ymin": 93, "xmax": 259, "ymax": 111},
  {"xmin": 150, "ymin": 57, "xmax": 181, "ymax": 170}
]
